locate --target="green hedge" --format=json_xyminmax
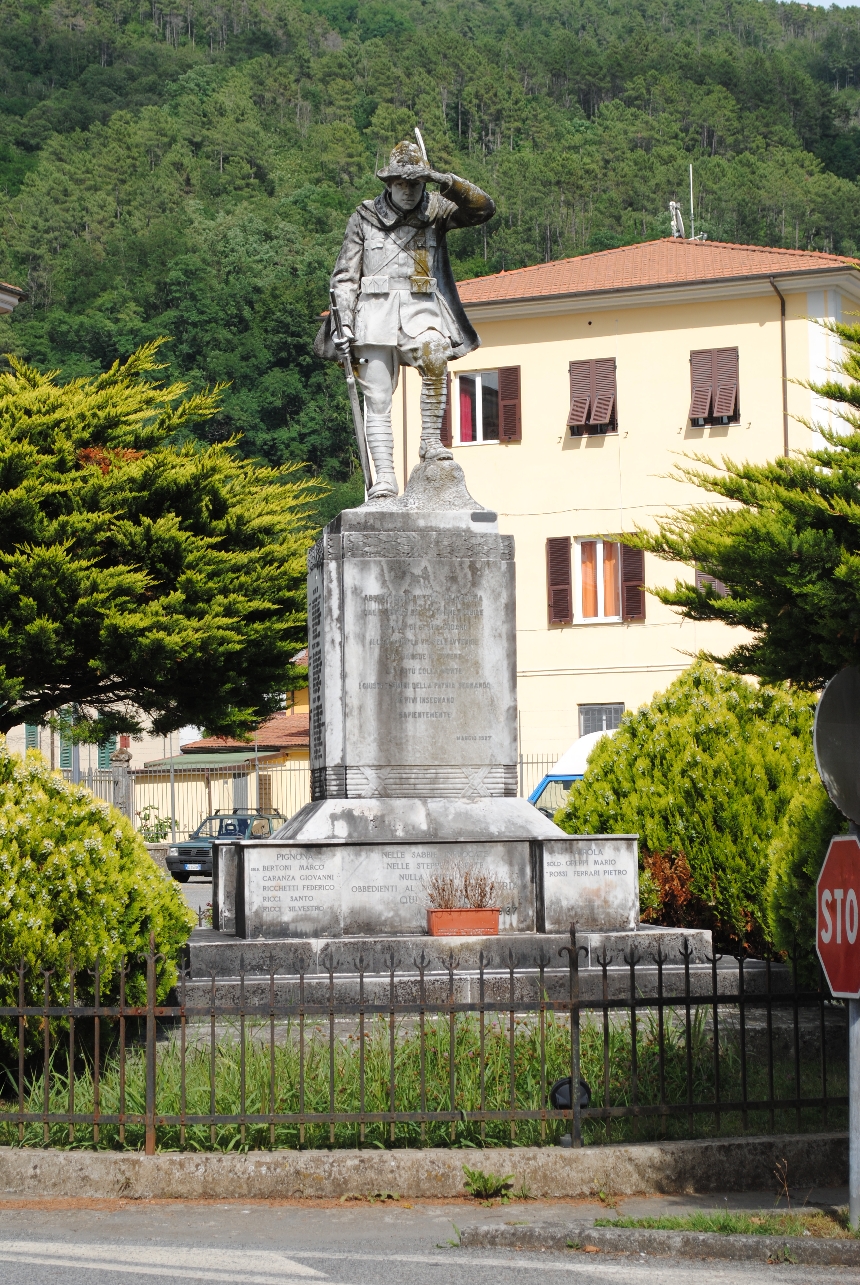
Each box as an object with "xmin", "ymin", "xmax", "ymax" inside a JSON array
[
  {"xmin": 556, "ymin": 662, "xmax": 819, "ymax": 951},
  {"xmin": 766, "ymin": 776, "xmax": 846, "ymax": 982},
  {"xmin": 0, "ymin": 738, "xmax": 194, "ymax": 1033}
]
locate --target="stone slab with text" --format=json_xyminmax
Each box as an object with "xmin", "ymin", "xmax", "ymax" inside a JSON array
[{"xmin": 308, "ymin": 503, "xmax": 516, "ymax": 800}]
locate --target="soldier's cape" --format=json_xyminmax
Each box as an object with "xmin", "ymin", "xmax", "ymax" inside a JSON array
[{"xmin": 314, "ymin": 178, "xmax": 494, "ymax": 363}]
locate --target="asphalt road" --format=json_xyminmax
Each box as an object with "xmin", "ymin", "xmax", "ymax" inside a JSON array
[
  {"xmin": 178, "ymin": 876, "xmax": 212, "ymax": 921},
  {"xmin": 0, "ymin": 1198, "xmax": 857, "ymax": 1285}
]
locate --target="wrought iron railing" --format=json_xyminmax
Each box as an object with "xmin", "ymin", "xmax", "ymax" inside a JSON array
[{"xmin": 0, "ymin": 928, "xmax": 846, "ymax": 1153}]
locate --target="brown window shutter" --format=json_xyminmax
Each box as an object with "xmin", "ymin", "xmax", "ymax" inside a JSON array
[
  {"xmin": 689, "ymin": 349, "xmax": 714, "ymax": 420},
  {"xmin": 499, "ymin": 366, "xmax": 522, "ymax": 442},
  {"xmin": 695, "ymin": 568, "xmax": 729, "ymax": 598},
  {"xmin": 591, "ymin": 390, "xmax": 615, "ymax": 424},
  {"xmin": 568, "ymin": 358, "xmax": 617, "ymax": 430},
  {"xmin": 713, "ymin": 347, "xmax": 739, "ymax": 418},
  {"xmin": 440, "ymin": 372, "xmax": 452, "ymax": 446},
  {"xmin": 567, "ymin": 360, "xmax": 592, "ymax": 427},
  {"xmin": 546, "ymin": 537, "xmax": 572, "ymax": 625},
  {"xmin": 590, "ymin": 357, "xmax": 617, "ymax": 426},
  {"xmin": 621, "ymin": 545, "xmax": 646, "ymax": 621}
]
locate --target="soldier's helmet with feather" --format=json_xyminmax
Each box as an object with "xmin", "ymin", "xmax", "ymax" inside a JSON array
[{"xmin": 376, "ymin": 140, "xmax": 432, "ymax": 182}]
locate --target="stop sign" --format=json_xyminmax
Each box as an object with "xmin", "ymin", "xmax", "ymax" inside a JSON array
[{"xmin": 817, "ymin": 835, "xmax": 860, "ymax": 997}]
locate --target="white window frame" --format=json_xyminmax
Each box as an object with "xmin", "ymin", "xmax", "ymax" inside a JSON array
[
  {"xmin": 572, "ymin": 537, "xmax": 622, "ymax": 624},
  {"xmin": 578, "ymin": 703, "xmax": 625, "ymax": 737},
  {"xmin": 453, "ymin": 369, "xmax": 499, "ymax": 445}
]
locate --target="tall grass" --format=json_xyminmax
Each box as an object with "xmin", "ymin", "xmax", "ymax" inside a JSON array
[{"xmin": 0, "ymin": 1007, "xmax": 845, "ymax": 1151}]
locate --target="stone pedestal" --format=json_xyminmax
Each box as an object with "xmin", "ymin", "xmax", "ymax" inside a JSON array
[
  {"xmin": 308, "ymin": 500, "xmax": 516, "ymax": 799},
  {"xmin": 215, "ymin": 460, "xmax": 641, "ymax": 941}
]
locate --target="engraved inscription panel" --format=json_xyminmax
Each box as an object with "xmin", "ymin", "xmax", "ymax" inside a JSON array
[
  {"xmin": 342, "ymin": 841, "xmax": 533, "ymax": 935},
  {"xmin": 542, "ymin": 837, "xmax": 639, "ymax": 933},
  {"xmin": 239, "ymin": 841, "xmax": 536, "ymax": 938},
  {"xmin": 244, "ymin": 847, "xmax": 342, "ymax": 938},
  {"xmin": 341, "ymin": 544, "xmax": 516, "ymax": 770}
]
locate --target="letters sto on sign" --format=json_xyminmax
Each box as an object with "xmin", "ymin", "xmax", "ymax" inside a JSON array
[{"xmin": 816, "ymin": 835, "xmax": 860, "ymax": 998}]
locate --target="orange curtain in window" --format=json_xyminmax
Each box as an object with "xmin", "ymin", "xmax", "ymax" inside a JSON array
[
  {"xmin": 581, "ymin": 541, "xmax": 598, "ymax": 617},
  {"xmin": 603, "ymin": 542, "xmax": 620, "ymax": 617}
]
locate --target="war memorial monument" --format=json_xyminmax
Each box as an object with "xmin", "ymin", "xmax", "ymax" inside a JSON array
[{"xmin": 211, "ymin": 138, "xmax": 644, "ymax": 953}]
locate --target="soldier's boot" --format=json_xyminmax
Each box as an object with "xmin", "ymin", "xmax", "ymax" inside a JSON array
[
  {"xmin": 418, "ymin": 344, "xmax": 454, "ymax": 462},
  {"xmin": 365, "ymin": 412, "xmax": 399, "ymax": 499}
]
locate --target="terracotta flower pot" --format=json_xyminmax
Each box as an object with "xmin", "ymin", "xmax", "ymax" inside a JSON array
[{"xmin": 426, "ymin": 907, "xmax": 500, "ymax": 937}]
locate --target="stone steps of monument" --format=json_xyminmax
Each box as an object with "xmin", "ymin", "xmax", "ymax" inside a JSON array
[
  {"xmin": 186, "ymin": 926, "xmax": 714, "ymax": 978},
  {"xmin": 178, "ymin": 928, "xmax": 796, "ymax": 1004},
  {"xmin": 172, "ymin": 964, "xmax": 791, "ymax": 1007}
]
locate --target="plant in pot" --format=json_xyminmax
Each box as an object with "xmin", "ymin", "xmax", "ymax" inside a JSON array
[{"xmin": 425, "ymin": 862, "xmax": 501, "ymax": 936}]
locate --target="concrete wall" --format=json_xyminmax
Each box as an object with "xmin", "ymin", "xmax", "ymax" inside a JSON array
[{"xmin": 0, "ymin": 1134, "xmax": 845, "ymax": 1199}]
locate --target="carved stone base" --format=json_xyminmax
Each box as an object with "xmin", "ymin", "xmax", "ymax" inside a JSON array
[{"xmin": 308, "ymin": 502, "xmax": 517, "ymax": 799}]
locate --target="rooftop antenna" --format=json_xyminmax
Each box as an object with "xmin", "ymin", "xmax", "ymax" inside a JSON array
[
  {"xmin": 669, "ymin": 199, "xmax": 685, "ymax": 239},
  {"xmin": 689, "ymin": 163, "xmax": 695, "ymax": 241}
]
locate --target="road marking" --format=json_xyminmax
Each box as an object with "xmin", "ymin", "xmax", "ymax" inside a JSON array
[
  {"xmin": 0, "ymin": 1240, "xmax": 326, "ymax": 1282},
  {"xmin": 277, "ymin": 1249, "xmax": 825, "ymax": 1281}
]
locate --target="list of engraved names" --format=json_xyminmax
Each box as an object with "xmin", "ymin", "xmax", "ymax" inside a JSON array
[{"xmin": 361, "ymin": 589, "xmax": 493, "ymax": 725}]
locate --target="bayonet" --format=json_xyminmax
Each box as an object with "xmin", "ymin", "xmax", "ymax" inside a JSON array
[{"xmin": 329, "ymin": 290, "xmax": 372, "ymax": 494}]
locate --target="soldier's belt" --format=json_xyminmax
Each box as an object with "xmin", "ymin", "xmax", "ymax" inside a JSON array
[{"xmin": 360, "ymin": 275, "xmax": 437, "ymax": 295}]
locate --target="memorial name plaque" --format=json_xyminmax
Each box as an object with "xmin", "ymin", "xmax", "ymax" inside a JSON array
[
  {"xmin": 240, "ymin": 848, "xmax": 342, "ymax": 939},
  {"xmin": 341, "ymin": 842, "xmax": 534, "ymax": 936},
  {"xmin": 542, "ymin": 836, "xmax": 638, "ymax": 933},
  {"xmin": 237, "ymin": 841, "xmax": 538, "ymax": 939}
]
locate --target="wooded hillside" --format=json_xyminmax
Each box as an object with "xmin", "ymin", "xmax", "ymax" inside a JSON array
[{"xmin": 3, "ymin": 0, "xmax": 860, "ymax": 476}]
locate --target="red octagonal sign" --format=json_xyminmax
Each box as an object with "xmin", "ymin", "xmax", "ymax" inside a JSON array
[{"xmin": 817, "ymin": 835, "xmax": 860, "ymax": 997}]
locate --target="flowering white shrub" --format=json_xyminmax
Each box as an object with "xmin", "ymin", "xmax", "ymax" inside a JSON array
[{"xmin": 0, "ymin": 739, "xmax": 195, "ymax": 1027}]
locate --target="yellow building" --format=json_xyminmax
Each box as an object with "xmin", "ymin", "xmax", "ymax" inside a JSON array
[{"xmin": 392, "ymin": 238, "xmax": 859, "ymax": 756}]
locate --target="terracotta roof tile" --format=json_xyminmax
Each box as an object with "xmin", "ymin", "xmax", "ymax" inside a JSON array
[
  {"xmin": 181, "ymin": 710, "xmax": 309, "ymax": 754},
  {"xmin": 457, "ymin": 239, "xmax": 858, "ymax": 305}
]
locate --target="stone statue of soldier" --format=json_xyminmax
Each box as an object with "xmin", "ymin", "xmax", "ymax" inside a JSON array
[{"xmin": 315, "ymin": 140, "xmax": 495, "ymax": 499}]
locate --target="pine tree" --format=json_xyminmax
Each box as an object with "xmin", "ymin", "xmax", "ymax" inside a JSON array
[
  {"xmin": 0, "ymin": 341, "xmax": 322, "ymax": 738},
  {"xmin": 633, "ymin": 318, "xmax": 860, "ymax": 688}
]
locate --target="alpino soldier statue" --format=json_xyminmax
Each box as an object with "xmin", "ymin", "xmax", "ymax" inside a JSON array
[{"xmin": 315, "ymin": 139, "xmax": 495, "ymax": 499}]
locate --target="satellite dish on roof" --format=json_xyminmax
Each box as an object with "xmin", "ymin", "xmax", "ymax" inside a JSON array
[
  {"xmin": 814, "ymin": 666, "xmax": 860, "ymax": 823},
  {"xmin": 669, "ymin": 200, "xmax": 685, "ymax": 239}
]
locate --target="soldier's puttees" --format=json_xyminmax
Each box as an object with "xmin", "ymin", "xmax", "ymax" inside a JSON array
[{"xmin": 315, "ymin": 139, "xmax": 495, "ymax": 499}]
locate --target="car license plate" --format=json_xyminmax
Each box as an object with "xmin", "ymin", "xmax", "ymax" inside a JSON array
[{"xmin": 184, "ymin": 863, "xmax": 202, "ymax": 871}]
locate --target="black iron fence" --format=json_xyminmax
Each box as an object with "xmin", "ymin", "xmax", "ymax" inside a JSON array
[{"xmin": 0, "ymin": 928, "xmax": 847, "ymax": 1153}]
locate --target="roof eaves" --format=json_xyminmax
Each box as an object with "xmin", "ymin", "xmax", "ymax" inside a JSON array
[{"xmin": 461, "ymin": 262, "xmax": 857, "ymax": 309}]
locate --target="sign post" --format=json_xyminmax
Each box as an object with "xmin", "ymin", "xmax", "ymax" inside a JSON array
[
  {"xmin": 816, "ymin": 834, "xmax": 860, "ymax": 1227},
  {"xmin": 814, "ymin": 668, "xmax": 860, "ymax": 1229}
]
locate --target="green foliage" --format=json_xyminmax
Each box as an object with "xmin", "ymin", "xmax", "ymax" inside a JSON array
[
  {"xmin": 0, "ymin": 738, "xmax": 194, "ymax": 1031},
  {"xmin": 4, "ymin": 1, "xmax": 860, "ymax": 474},
  {"xmin": 601, "ymin": 1211, "xmax": 853, "ymax": 1237},
  {"xmin": 0, "ymin": 340, "xmax": 322, "ymax": 737},
  {"xmin": 766, "ymin": 776, "xmax": 846, "ymax": 980},
  {"xmin": 556, "ymin": 662, "xmax": 817, "ymax": 948},
  {"xmin": 632, "ymin": 319, "xmax": 860, "ymax": 690},
  {"xmin": 462, "ymin": 1165, "xmax": 514, "ymax": 1200},
  {"xmin": 136, "ymin": 805, "xmax": 171, "ymax": 843}
]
